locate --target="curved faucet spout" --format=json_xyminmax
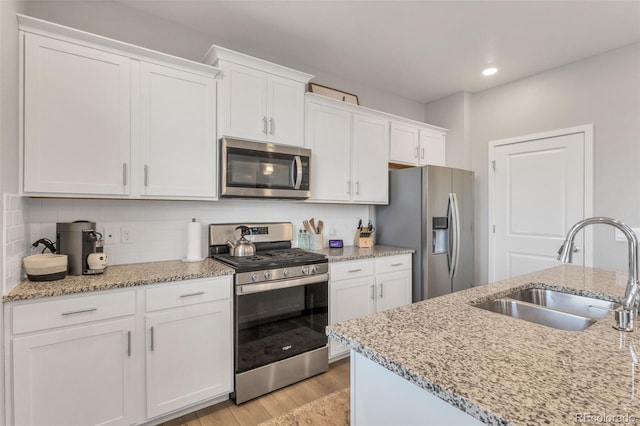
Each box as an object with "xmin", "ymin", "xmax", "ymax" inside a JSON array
[{"xmin": 557, "ymin": 217, "xmax": 639, "ymax": 311}]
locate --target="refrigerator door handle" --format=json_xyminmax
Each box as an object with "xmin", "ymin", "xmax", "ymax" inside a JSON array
[
  {"xmin": 447, "ymin": 193, "xmax": 456, "ymax": 279},
  {"xmin": 451, "ymin": 192, "xmax": 462, "ymax": 279}
]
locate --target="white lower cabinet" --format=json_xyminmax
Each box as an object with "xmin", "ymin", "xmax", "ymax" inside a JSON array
[
  {"xmin": 12, "ymin": 318, "xmax": 136, "ymax": 426},
  {"xmin": 5, "ymin": 276, "xmax": 233, "ymax": 426},
  {"xmin": 145, "ymin": 300, "xmax": 231, "ymax": 418},
  {"xmin": 329, "ymin": 255, "xmax": 412, "ymax": 360}
]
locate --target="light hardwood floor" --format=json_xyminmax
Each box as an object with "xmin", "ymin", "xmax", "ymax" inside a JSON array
[{"xmin": 161, "ymin": 358, "xmax": 350, "ymax": 426}]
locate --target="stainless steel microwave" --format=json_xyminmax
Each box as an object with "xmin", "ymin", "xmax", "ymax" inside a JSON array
[{"xmin": 219, "ymin": 137, "xmax": 311, "ymax": 199}]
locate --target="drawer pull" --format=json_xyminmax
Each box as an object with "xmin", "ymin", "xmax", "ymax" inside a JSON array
[
  {"xmin": 61, "ymin": 307, "xmax": 97, "ymax": 316},
  {"xmin": 180, "ymin": 291, "xmax": 205, "ymax": 298},
  {"xmin": 348, "ymin": 269, "xmax": 362, "ymax": 273},
  {"xmin": 150, "ymin": 326, "xmax": 155, "ymax": 352},
  {"xmin": 379, "ymin": 283, "xmax": 384, "ymax": 298},
  {"xmin": 391, "ymin": 263, "xmax": 403, "ymax": 267},
  {"xmin": 370, "ymin": 285, "xmax": 375, "ymax": 300},
  {"xmin": 127, "ymin": 331, "xmax": 131, "ymax": 357}
]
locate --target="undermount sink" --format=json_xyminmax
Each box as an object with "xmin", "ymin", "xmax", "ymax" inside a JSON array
[
  {"xmin": 473, "ymin": 288, "xmax": 621, "ymax": 331},
  {"xmin": 507, "ymin": 288, "xmax": 620, "ymax": 319}
]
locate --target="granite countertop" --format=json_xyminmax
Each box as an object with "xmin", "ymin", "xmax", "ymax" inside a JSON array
[
  {"xmin": 4, "ymin": 258, "xmax": 234, "ymax": 303},
  {"xmin": 309, "ymin": 244, "xmax": 414, "ymax": 262},
  {"xmin": 327, "ymin": 265, "xmax": 640, "ymax": 425}
]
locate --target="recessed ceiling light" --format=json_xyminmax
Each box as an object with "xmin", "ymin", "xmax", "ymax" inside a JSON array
[{"xmin": 482, "ymin": 67, "xmax": 498, "ymax": 76}]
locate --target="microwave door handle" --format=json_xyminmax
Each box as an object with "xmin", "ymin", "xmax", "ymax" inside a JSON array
[{"xmin": 292, "ymin": 156, "xmax": 303, "ymax": 189}]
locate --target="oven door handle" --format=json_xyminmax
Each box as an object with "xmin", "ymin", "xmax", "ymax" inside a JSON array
[{"xmin": 237, "ymin": 273, "xmax": 328, "ymax": 295}]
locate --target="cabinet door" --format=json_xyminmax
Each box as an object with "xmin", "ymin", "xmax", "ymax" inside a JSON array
[
  {"xmin": 12, "ymin": 318, "xmax": 136, "ymax": 426},
  {"xmin": 419, "ymin": 130, "xmax": 446, "ymax": 166},
  {"xmin": 146, "ymin": 300, "xmax": 232, "ymax": 419},
  {"xmin": 376, "ymin": 270, "xmax": 412, "ymax": 313},
  {"xmin": 329, "ymin": 276, "xmax": 376, "ymax": 358},
  {"xmin": 266, "ymin": 75, "xmax": 305, "ymax": 146},
  {"xmin": 218, "ymin": 61, "xmax": 266, "ymax": 141},
  {"xmin": 305, "ymin": 102, "xmax": 352, "ymax": 202},
  {"xmin": 139, "ymin": 62, "xmax": 217, "ymax": 198},
  {"xmin": 23, "ymin": 33, "xmax": 131, "ymax": 195},
  {"xmin": 352, "ymin": 114, "xmax": 389, "ymax": 204},
  {"xmin": 389, "ymin": 122, "xmax": 419, "ymax": 165}
]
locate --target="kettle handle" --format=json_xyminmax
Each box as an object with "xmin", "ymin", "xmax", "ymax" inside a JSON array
[{"xmin": 235, "ymin": 225, "xmax": 251, "ymax": 237}]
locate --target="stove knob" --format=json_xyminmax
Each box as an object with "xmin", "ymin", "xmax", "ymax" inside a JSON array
[
  {"xmin": 283, "ymin": 269, "xmax": 290, "ymax": 277},
  {"xmin": 264, "ymin": 271, "xmax": 271, "ymax": 280},
  {"xmin": 312, "ymin": 265, "xmax": 320, "ymax": 274},
  {"xmin": 302, "ymin": 267, "xmax": 310, "ymax": 275},
  {"xmin": 251, "ymin": 273, "xmax": 259, "ymax": 282}
]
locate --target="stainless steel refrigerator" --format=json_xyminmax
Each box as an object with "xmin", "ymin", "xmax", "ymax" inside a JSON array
[{"xmin": 375, "ymin": 166, "xmax": 474, "ymax": 302}]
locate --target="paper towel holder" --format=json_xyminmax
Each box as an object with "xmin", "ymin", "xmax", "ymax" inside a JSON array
[{"xmin": 182, "ymin": 218, "xmax": 205, "ymax": 263}]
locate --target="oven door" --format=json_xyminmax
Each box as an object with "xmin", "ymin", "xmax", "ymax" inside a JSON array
[
  {"xmin": 235, "ymin": 273, "xmax": 328, "ymax": 373},
  {"xmin": 220, "ymin": 137, "xmax": 311, "ymax": 199}
]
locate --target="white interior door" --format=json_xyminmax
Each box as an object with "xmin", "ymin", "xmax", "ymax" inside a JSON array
[{"xmin": 489, "ymin": 127, "xmax": 593, "ymax": 281}]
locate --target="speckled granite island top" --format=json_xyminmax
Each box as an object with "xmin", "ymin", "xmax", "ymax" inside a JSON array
[
  {"xmin": 327, "ymin": 265, "xmax": 640, "ymax": 425},
  {"xmin": 309, "ymin": 244, "xmax": 414, "ymax": 262},
  {"xmin": 3, "ymin": 258, "xmax": 234, "ymax": 302}
]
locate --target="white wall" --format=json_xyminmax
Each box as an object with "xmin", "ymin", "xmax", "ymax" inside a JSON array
[
  {"xmin": 23, "ymin": 0, "xmax": 425, "ymax": 121},
  {"xmin": 2, "ymin": 0, "xmax": 27, "ymax": 293},
  {"xmin": 425, "ymin": 43, "xmax": 640, "ymax": 283}
]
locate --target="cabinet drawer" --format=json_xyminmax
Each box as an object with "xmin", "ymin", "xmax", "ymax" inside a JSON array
[
  {"xmin": 146, "ymin": 277, "xmax": 231, "ymax": 312},
  {"xmin": 11, "ymin": 290, "xmax": 135, "ymax": 335},
  {"xmin": 330, "ymin": 259, "xmax": 375, "ymax": 282},
  {"xmin": 376, "ymin": 254, "xmax": 412, "ymax": 274}
]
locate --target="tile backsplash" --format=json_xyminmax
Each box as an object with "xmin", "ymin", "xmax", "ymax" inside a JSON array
[
  {"xmin": 3, "ymin": 194, "xmax": 29, "ymax": 292},
  {"xmin": 26, "ymin": 197, "xmax": 372, "ymax": 266}
]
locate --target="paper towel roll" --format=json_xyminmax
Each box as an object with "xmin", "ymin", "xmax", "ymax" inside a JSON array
[{"xmin": 186, "ymin": 218, "xmax": 202, "ymax": 261}]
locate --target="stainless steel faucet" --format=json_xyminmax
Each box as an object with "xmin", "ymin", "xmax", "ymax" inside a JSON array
[{"xmin": 557, "ymin": 217, "xmax": 639, "ymax": 331}]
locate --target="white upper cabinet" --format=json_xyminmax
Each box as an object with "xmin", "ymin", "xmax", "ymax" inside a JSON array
[
  {"xmin": 305, "ymin": 94, "xmax": 389, "ymax": 204},
  {"xmin": 204, "ymin": 46, "xmax": 312, "ymax": 147},
  {"xmin": 389, "ymin": 122, "xmax": 419, "ymax": 165},
  {"xmin": 389, "ymin": 119, "xmax": 447, "ymax": 167},
  {"xmin": 138, "ymin": 62, "xmax": 217, "ymax": 198},
  {"xmin": 305, "ymin": 100, "xmax": 352, "ymax": 202},
  {"xmin": 19, "ymin": 15, "xmax": 220, "ymax": 200},
  {"xmin": 352, "ymin": 114, "xmax": 389, "ymax": 203},
  {"xmin": 23, "ymin": 33, "xmax": 132, "ymax": 196}
]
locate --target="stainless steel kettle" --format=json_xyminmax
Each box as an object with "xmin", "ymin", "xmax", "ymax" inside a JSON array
[{"xmin": 227, "ymin": 226, "xmax": 256, "ymax": 257}]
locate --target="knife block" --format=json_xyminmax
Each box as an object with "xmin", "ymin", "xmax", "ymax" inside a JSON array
[{"xmin": 354, "ymin": 229, "xmax": 374, "ymax": 248}]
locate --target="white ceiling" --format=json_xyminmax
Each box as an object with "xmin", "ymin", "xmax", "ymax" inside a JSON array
[{"xmin": 117, "ymin": 0, "xmax": 640, "ymax": 103}]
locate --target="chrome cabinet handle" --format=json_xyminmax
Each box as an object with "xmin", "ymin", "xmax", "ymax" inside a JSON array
[
  {"xmin": 127, "ymin": 331, "xmax": 131, "ymax": 357},
  {"xmin": 150, "ymin": 326, "xmax": 155, "ymax": 352},
  {"xmin": 415, "ymin": 147, "xmax": 419, "ymax": 158},
  {"xmin": 180, "ymin": 291, "xmax": 205, "ymax": 298},
  {"xmin": 391, "ymin": 263, "xmax": 403, "ymax": 267},
  {"xmin": 263, "ymin": 116, "xmax": 268, "ymax": 134},
  {"xmin": 379, "ymin": 283, "xmax": 383, "ymax": 298},
  {"xmin": 269, "ymin": 117, "xmax": 275, "ymax": 135},
  {"xmin": 61, "ymin": 307, "xmax": 97, "ymax": 316},
  {"xmin": 122, "ymin": 163, "xmax": 127, "ymax": 186},
  {"xmin": 370, "ymin": 285, "xmax": 375, "ymax": 300},
  {"xmin": 144, "ymin": 164, "xmax": 149, "ymax": 187},
  {"xmin": 421, "ymin": 148, "xmax": 425, "ymax": 159},
  {"xmin": 356, "ymin": 181, "xmax": 360, "ymax": 195},
  {"xmin": 348, "ymin": 269, "xmax": 362, "ymax": 273}
]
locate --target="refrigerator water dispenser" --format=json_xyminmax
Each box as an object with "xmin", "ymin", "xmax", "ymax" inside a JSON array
[{"xmin": 432, "ymin": 217, "xmax": 449, "ymax": 254}]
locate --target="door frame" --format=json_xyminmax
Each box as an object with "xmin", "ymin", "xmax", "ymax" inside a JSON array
[{"xmin": 488, "ymin": 124, "xmax": 594, "ymax": 282}]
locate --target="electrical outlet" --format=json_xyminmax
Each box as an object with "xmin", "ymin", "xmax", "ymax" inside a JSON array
[
  {"xmin": 121, "ymin": 228, "xmax": 133, "ymax": 244},
  {"xmin": 103, "ymin": 225, "xmax": 118, "ymax": 245}
]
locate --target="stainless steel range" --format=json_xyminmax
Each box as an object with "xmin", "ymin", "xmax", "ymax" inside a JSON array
[{"xmin": 209, "ymin": 222, "xmax": 328, "ymax": 404}]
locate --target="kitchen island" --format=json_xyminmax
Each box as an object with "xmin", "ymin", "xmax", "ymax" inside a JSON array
[{"xmin": 327, "ymin": 265, "xmax": 640, "ymax": 425}]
